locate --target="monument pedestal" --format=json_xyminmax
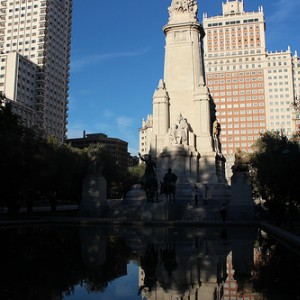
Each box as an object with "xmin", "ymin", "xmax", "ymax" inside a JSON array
[
  {"xmin": 154, "ymin": 145, "xmax": 224, "ymax": 203},
  {"xmin": 80, "ymin": 175, "xmax": 107, "ymax": 218},
  {"xmin": 198, "ymin": 151, "xmax": 220, "ymax": 184},
  {"xmin": 158, "ymin": 145, "xmax": 196, "ymax": 183},
  {"xmin": 124, "ymin": 184, "xmax": 146, "ymax": 203},
  {"xmin": 157, "ymin": 145, "xmax": 195, "ymax": 203},
  {"xmin": 229, "ymin": 171, "xmax": 255, "ymax": 221}
]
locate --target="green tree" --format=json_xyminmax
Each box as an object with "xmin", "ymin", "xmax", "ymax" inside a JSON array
[
  {"xmin": 0, "ymin": 100, "xmax": 38, "ymax": 213},
  {"xmin": 82, "ymin": 144, "xmax": 121, "ymax": 197},
  {"xmin": 38, "ymin": 137, "xmax": 87, "ymax": 211},
  {"xmin": 250, "ymin": 131, "xmax": 300, "ymax": 225},
  {"xmin": 119, "ymin": 163, "xmax": 145, "ymax": 197},
  {"xmin": 0, "ymin": 98, "xmax": 87, "ymax": 214}
]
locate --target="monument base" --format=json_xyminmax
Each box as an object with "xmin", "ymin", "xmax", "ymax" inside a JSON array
[
  {"xmin": 156, "ymin": 145, "xmax": 223, "ymax": 185},
  {"xmin": 80, "ymin": 175, "xmax": 107, "ymax": 218},
  {"xmin": 124, "ymin": 184, "xmax": 146, "ymax": 203},
  {"xmin": 229, "ymin": 172, "xmax": 255, "ymax": 221}
]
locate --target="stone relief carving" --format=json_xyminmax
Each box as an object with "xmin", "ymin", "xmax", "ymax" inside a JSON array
[
  {"xmin": 169, "ymin": 113, "xmax": 189, "ymax": 145},
  {"xmin": 168, "ymin": 0, "xmax": 198, "ymax": 16},
  {"xmin": 174, "ymin": 30, "xmax": 187, "ymax": 42}
]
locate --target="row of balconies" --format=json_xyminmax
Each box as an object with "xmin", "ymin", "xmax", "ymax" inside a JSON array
[
  {"xmin": 35, "ymin": 91, "xmax": 45, "ymax": 99},
  {"xmin": 35, "ymin": 103, "xmax": 45, "ymax": 110},
  {"xmin": 36, "ymin": 87, "xmax": 45, "ymax": 95},
  {"xmin": 39, "ymin": 29, "xmax": 48, "ymax": 36},
  {"xmin": 36, "ymin": 83, "xmax": 46, "ymax": 91},
  {"xmin": 36, "ymin": 76, "xmax": 46, "ymax": 84},
  {"xmin": 39, "ymin": 22, "xmax": 48, "ymax": 30}
]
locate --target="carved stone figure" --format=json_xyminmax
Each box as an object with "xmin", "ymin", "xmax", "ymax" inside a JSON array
[
  {"xmin": 232, "ymin": 149, "xmax": 250, "ymax": 172},
  {"xmin": 168, "ymin": 0, "xmax": 198, "ymax": 16},
  {"xmin": 212, "ymin": 119, "xmax": 220, "ymax": 138},
  {"xmin": 212, "ymin": 119, "xmax": 221, "ymax": 154},
  {"xmin": 170, "ymin": 113, "xmax": 189, "ymax": 145}
]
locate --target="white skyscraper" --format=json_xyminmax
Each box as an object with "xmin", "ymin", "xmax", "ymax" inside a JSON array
[{"xmin": 0, "ymin": 0, "xmax": 72, "ymax": 141}]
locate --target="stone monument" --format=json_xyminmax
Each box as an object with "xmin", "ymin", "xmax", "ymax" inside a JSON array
[
  {"xmin": 146, "ymin": 0, "xmax": 226, "ymax": 201},
  {"xmin": 80, "ymin": 152, "xmax": 107, "ymax": 218},
  {"xmin": 229, "ymin": 150, "xmax": 255, "ymax": 220}
]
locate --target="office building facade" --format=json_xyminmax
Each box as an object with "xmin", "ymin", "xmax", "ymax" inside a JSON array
[
  {"xmin": 66, "ymin": 133, "xmax": 130, "ymax": 176},
  {"xmin": 203, "ymin": 0, "xmax": 300, "ymax": 156},
  {"xmin": 0, "ymin": 0, "xmax": 72, "ymax": 141},
  {"xmin": 139, "ymin": 114, "xmax": 153, "ymax": 159}
]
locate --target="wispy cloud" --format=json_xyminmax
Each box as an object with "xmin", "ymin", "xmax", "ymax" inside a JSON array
[
  {"xmin": 116, "ymin": 116, "xmax": 134, "ymax": 129},
  {"xmin": 71, "ymin": 48, "xmax": 149, "ymax": 72},
  {"xmin": 268, "ymin": 0, "xmax": 300, "ymax": 24},
  {"xmin": 102, "ymin": 109, "xmax": 115, "ymax": 119},
  {"xmin": 67, "ymin": 112, "xmax": 139, "ymax": 153},
  {"xmin": 66, "ymin": 122, "xmax": 86, "ymax": 138},
  {"xmin": 94, "ymin": 122, "xmax": 110, "ymax": 132}
]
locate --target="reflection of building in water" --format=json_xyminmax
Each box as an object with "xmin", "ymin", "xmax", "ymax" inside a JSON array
[
  {"xmin": 223, "ymin": 252, "xmax": 257, "ymax": 300},
  {"xmin": 138, "ymin": 229, "xmax": 259, "ymax": 300},
  {"xmin": 139, "ymin": 237, "xmax": 228, "ymax": 299}
]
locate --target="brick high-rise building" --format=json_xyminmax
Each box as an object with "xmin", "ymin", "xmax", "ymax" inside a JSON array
[
  {"xmin": 0, "ymin": 0, "xmax": 72, "ymax": 141},
  {"xmin": 203, "ymin": 0, "xmax": 300, "ymax": 157}
]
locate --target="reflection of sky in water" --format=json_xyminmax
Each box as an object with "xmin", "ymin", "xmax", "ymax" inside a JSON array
[{"xmin": 64, "ymin": 262, "xmax": 140, "ymax": 300}]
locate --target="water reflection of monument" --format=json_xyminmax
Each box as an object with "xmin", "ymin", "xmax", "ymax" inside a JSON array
[
  {"xmin": 77, "ymin": 225, "xmax": 259, "ymax": 300},
  {"xmin": 1, "ymin": 226, "xmax": 297, "ymax": 299},
  {"xmin": 143, "ymin": 0, "xmax": 226, "ymax": 198},
  {"xmin": 138, "ymin": 227, "xmax": 257, "ymax": 300}
]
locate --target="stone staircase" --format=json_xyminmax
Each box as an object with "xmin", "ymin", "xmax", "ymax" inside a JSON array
[
  {"xmin": 180, "ymin": 183, "xmax": 231, "ymax": 221},
  {"xmin": 99, "ymin": 183, "xmax": 231, "ymax": 222}
]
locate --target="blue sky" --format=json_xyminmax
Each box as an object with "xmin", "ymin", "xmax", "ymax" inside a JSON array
[
  {"xmin": 64, "ymin": 262, "xmax": 140, "ymax": 300},
  {"xmin": 68, "ymin": 0, "xmax": 300, "ymax": 155}
]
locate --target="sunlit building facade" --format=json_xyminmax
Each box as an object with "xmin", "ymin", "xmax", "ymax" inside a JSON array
[
  {"xmin": 139, "ymin": 114, "xmax": 153, "ymax": 159},
  {"xmin": 203, "ymin": 0, "xmax": 300, "ymax": 157},
  {"xmin": 0, "ymin": 0, "xmax": 72, "ymax": 141}
]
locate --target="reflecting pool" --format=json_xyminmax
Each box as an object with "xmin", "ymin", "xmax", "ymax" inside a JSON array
[{"xmin": 0, "ymin": 225, "xmax": 299, "ymax": 300}]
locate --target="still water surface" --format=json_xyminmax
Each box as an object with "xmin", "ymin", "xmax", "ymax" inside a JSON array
[{"xmin": 0, "ymin": 224, "xmax": 299, "ymax": 300}]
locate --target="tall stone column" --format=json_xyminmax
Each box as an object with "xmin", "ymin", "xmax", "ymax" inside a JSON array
[
  {"xmin": 151, "ymin": 79, "xmax": 170, "ymax": 155},
  {"xmin": 146, "ymin": 0, "xmax": 225, "ymax": 195},
  {"xmin": 193, "ymin": 89, "xmax": 214, "ymax": 153},
  {"xmin": 153, "ymin": 79, "xmax": 169, "ymax": 136}
]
